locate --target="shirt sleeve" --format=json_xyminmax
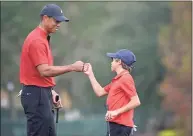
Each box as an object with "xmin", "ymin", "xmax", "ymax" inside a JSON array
[
  {"xmin": 28, "ymin": 39, "xmax": 48, "ymax": 67},
  {"xmin": 120, "ymin": 78, "xmax": 137, "ymax": 98},
  {"xmin": 104, "ymin": 82, "xmax": 112, "ymax": 93}
]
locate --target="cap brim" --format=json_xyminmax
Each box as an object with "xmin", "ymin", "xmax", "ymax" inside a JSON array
[
  {"xmin": 54, "ymin": 16, "xmax": 69, "ymax": 22},
  {"xmin": 106, "ymin": 53, "xmax": 118, "ymax": 58}
]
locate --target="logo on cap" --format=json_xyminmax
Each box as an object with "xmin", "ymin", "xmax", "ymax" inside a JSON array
[{"xmin": 61, "ymin": 10, "xmax": 63, "ymax": 13}]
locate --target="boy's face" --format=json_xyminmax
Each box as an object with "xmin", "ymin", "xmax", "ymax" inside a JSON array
[{"xmin": 111, "ymin": 58, "xmax": 121, "ymax": 72}]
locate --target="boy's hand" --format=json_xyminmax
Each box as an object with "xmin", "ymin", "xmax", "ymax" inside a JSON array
[
  {"xmin": 84, "ymin": 63, "xmax": 94, "ymax": 77},
  {"xmin": 105, "ymin": 110, "xmax": 119, "ymax": 121}
]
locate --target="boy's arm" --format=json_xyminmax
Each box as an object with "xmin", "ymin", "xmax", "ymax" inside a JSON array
[
  {"xmin": 84, "ymin": 63, "xmax": 107, "ymax": 97},
  {"xmin": 88, "ymin": 74, "xmax": 108, "ymax": 97},
  {"xmin": 116, "ymin": 78, "xmax": 141, "ymax": 114},
  {"xmin": 116, "ymin": 95, "xmax": 140, "ymax": 115},
  {"xmin": 105, "ymin": 95, "xmax": 140, "ymax": 121}
]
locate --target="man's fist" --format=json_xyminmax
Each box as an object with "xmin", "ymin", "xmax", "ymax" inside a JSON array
[
  {"xmin": 71, "ymin": 61, "xmax": 88, "ymax": 72},
  {"xmin": 52, "ymin": 90, "xmax": 63, "ymax": 109}
]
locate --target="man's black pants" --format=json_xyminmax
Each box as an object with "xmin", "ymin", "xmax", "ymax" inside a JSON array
[
  {"xmin": 106, "ymin": 122, "xmax": 133, "ymax": 136},
  {"xmin": 20, "ymin": 85, "xmax": 56, "ymax": 136}
]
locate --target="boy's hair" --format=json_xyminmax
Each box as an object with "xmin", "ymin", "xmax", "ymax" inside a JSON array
[{"xmin": 114, "ymin": 58, "xmax": 134, "ymax": 72}]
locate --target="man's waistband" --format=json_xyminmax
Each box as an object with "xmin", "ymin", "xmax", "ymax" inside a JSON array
[{"xmin": 21, "ymin": 84, "xmax": 54, "ymax": 90}]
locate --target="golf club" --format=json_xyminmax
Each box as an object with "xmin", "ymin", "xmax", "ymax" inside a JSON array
[
  {"xmin": 55, "ymin": 95, "xmax": 60, "ymax": 136},
  {"xmin": 105, "ymin": 105, "xmax": 111, "ymax": 136}
]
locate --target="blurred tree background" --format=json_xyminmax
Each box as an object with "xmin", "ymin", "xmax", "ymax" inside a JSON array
[{"xmin": 1, "ymin": 1, "xmax": 192, "ymax": 136}]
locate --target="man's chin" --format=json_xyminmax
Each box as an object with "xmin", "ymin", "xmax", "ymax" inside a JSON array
[
  {"xmin": 50, "ymin": 28, "xmax": 58, "ymax": 33},
  {"xmin": 49, "ymin": 30, "xmax": 56, "ymax": 33}
]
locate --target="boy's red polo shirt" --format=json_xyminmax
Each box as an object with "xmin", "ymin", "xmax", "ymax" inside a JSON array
[
  {"xmin": 20, "ymin": 27, "xmax": 55, "ymax": 87},
  {"xmin": 104, "ymin": 70, "xmax": 137, "ymax": 127}
]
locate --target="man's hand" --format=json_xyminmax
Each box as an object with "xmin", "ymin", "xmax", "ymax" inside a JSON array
[
  {"xmin": 71, "ymin": 61, "xmax": 88, "ymax": 72},
  {"xmin": 84, "ymin": 63, "xmax": 94, "ymax": 77},
  {"xmin": 105, "ymin": 110, "xmax": 119, "ymax": 121},
  {"xmin": 52, "ymin": 90, "xmax": 63, "ymax": 109}
]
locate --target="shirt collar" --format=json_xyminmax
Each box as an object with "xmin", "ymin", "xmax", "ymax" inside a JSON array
[
  {"xmin": 36, "ymin": 26, "xmax": 49, "ymax": 38},
  {"xmin": 113, "ymin": 70, "xmax": 129, "ymax": 80}
]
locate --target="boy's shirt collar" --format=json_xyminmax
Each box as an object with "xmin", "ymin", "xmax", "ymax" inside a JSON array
[{"xmin": 113, "ymin": 70, "xmax": 129, "ymax": 80}]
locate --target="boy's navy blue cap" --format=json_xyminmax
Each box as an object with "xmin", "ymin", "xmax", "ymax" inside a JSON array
[
  {"xmin": 40, "ymin": 4, "xmax": 69, "ymax": 22},
  {"xmin": 106, "ymin": 49, "xmax": 136, "ymax": 66}
]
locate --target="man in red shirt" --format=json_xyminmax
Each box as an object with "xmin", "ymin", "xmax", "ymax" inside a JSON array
[
  {"xmin": 84, "ymin": 49, "xmax": 141, "ymax": 136},
  {"xmin": 20, "ymin": 4, "xmax": 86, "ymax": 136}
]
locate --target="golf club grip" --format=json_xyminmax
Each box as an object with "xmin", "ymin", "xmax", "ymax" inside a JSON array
[{"xmin": 55, "ymin": 95, "xmax": 59, "ymax": 102}]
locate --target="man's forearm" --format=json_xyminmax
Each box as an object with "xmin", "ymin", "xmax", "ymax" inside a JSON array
[
  {"xmin": 42, "ymin": 65, "xmax": 74, "ymax": 77},
  {"xmin": 116, "ymin": 97, "xmax": 141, "ymax": 114},
  {"xmin": 88, "ymin": 74, "xmax": 104, "ymax": 97}
]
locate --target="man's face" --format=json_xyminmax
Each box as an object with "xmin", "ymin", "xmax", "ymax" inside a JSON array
[{"xmin": 43, "ymin": 15, "xmax": 62, "ymax": 33}]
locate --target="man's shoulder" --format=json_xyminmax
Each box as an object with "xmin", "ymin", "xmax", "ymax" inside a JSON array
[
  {"xmin": 25, "ymin": 28, "xmax": 44, "ymax": 42},
  {"xmin": 25, "ymin": 33, "xmax": 44, "ymax": 45}
]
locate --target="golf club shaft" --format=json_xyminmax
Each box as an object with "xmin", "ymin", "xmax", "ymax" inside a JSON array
[
  {"xmin": 55, "ymin": 95, "xmax": 59, "ymax": 136},
  {"xmin": 56, "ymin": 108, "xmax": 59, "ymax": 123},
  {"xmin": 105, "ymin": 105, "xmax": 111, "ymax": 136}
]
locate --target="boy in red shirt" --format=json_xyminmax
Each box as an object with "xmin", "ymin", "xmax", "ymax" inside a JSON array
[{"xmin": 84, "ymin": 49, "xmax": 141, "ymax": 136}]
